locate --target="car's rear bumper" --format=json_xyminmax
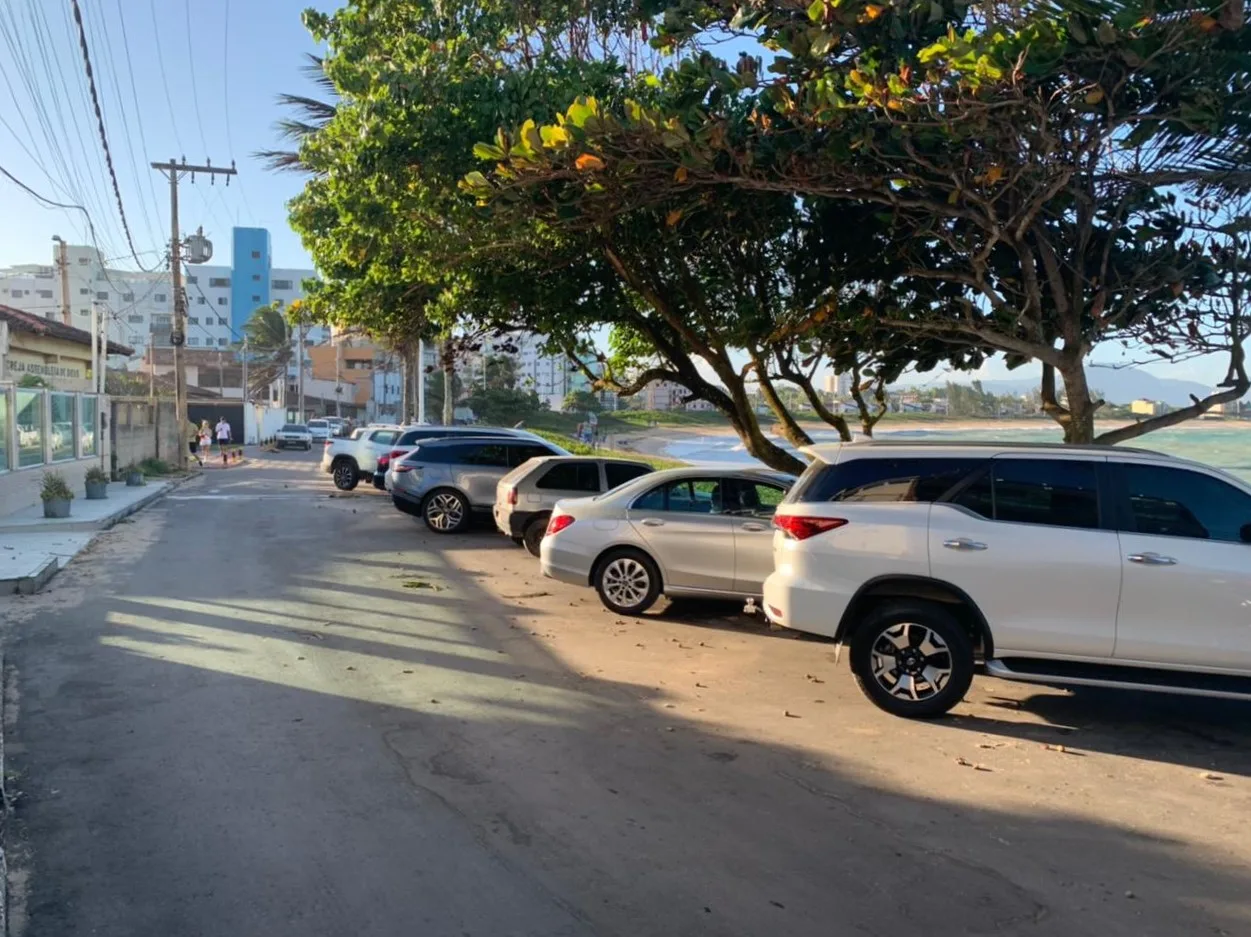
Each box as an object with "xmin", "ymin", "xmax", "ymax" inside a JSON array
[
  {"xmin": 762, "ymin": 570, "xmax": 846, "ymax": 639},
  {"xmin": 391, "ymin": 491, "xmax": 422, "ymax": 517},
  {"xmin": 494, "ymin": 506, "xmax": 539, "ymax": 539},
  {"xmin": 541, "ymin": 542, "xmax": 591, "ymax": 586}
]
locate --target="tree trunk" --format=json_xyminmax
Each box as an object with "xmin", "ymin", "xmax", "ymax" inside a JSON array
[
  {"xmin": 1052, "ymin": 359, "xmax": 1098, "ymax": 443},
  {"xmin": 400, "ymin": 346, "xmax": 411, "ymax": 424},
  {"xmin": 441, "ymin": 338, "xmax": 455, "ymax": 426},
  {"xmin": 751, "ymin": 352, "xmax": 813, "ymax": 449},
  {"xmin": 794, "ymin": 376, "xmax": 852, "ymax": 442}
]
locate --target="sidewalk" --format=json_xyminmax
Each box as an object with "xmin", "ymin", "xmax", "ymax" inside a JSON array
[{"xmin": 0, "ymin": 480, "xmax": 176, "ymax": 594}]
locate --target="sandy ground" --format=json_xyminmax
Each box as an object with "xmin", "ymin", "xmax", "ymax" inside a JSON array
[{"xmin": 2, "ymin": 450, "xmax": 1249, "ymax": 936}]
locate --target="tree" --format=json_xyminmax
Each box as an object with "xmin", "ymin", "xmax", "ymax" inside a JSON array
[
  {"xmin": 563, "ymin": 389, "xmax": 603, "ymax": 413},
  {"xmin": 241, "ymin": 304, "xmax": 293, "ymax": 398},
  {"xmin": 519, "ymin": 0, "xmax": 1251, "ymax": 443}
]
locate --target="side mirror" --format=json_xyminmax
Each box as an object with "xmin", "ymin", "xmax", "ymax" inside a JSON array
[{"xmin": 1242, "ymin": 523, "xmax": 1251, "ymax": 544}]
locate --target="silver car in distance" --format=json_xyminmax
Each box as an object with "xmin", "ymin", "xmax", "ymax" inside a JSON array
[{"xmin": 540, "ymin": 466, "xmax": 794, "ymax": 614}]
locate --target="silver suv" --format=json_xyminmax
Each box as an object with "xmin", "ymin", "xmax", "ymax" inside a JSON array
[
  {"xmin": 391, "ymin": 436, "xmax": 564, "ymax": 533},
  {"xmin": 494, "ymin": 455, "xmax": 654, "ymax": 555}
]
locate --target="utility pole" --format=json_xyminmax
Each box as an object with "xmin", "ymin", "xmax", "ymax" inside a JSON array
[
  {"xmin": 297, "ymin": 322, "xmax": 306, "ymax": 421},
  {"xmin": 241, "ymin": 336, "xmax": 249, "ymax": 406},
  {"xmin": 417, "ymin": 338, "xmax": 426, "ymax": 423},
  {"xmin": 151, "ymin": 157, "xmax": 236, "ymax": 468},
  {"xmin": 52, "ymin": 236, "xmax": 70, "ymax": 325},
  {"xmin": 334, "ymin": 333, "xmax": 342, "ymax": 418}
]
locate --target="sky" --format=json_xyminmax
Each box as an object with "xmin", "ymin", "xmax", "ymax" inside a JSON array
[
  {"xmin": 0, "ymin": 0, "xmax": 326, "ymax": 272},
  {"xmin": 0, "ymin": 1, "xmax": 1235, "ymax": 389}
]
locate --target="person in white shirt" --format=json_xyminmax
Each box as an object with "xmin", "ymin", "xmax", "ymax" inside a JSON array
[{"xmin": 215, "ymin": 417, "xmax": 232, "ymax": 466}]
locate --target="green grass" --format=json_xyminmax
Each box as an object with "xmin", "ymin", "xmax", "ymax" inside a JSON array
[
  {"xmin": 530, "ymin": 429, "xmax": 686, "ymax": 470},
  {"xmin": 525, "ymin": 408, "xmax": 730, "ymax": 435}
]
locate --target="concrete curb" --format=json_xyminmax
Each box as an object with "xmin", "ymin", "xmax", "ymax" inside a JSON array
[
  {"xmin": 0, "ymin": 560, "xmax": 58, "ymax": 598},
  {"xmin": 1, "ymin": 651, "xmax": 8, "ymax": 937}
]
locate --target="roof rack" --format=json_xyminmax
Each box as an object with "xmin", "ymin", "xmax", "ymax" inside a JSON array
[{"xmin": 837, "ymin": 439, "xmax": 1169, "ymax": 457}]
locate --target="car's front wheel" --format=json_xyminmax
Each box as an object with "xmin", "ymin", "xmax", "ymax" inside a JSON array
[
  {"xmin": 594, "ymin": 549, "xmax": 661, "ymax": 615},
  {"xmin": 332, "ymin": 460, "xmax": 359, "ymax": 490},
  {"xmin": 423, "ymin": 489, "xmax": 470, "ymax": 534},
  {"xmin": 522, "ymin": 513, "xmax": 549, "ymax": 557},
  {"xmin": 849, "ymin": 601, "xmax": 974, "ymax": 719}
]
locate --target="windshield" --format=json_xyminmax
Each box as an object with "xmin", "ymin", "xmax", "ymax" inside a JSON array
[
  {"xmin": 308, "ymin": 420, "xmax": 328, "ymax": 428},
  {"xmin": 280, "ymin": 424, "xmax": 307, "ymax": 432}
]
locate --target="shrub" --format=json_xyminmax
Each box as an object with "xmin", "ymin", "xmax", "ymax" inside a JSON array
[
  {"xmin": 40, "ymin": 471, "xmax": 74, "ymax": 502},
  {"xmin": 85, "ymin": 466, "xmax": 109, "ymax": 484}
]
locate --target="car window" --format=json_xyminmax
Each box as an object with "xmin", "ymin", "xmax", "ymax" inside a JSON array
[
  {"xmin": 722, "ymin": 479, "xmax": 788, "ymax": 517},
  {"xmin": 537, "ymin": 461, "xmax": 601, "ymax": 492},
  {"xmin": 460, "ymin": 443, "xmax": 510, "ymax": 467},
  {"xmin": 633, "ymin": 478, "xmax": 722, "ymax": 514},
  {"xmin": 369, "ymin": 430, "xmax": 399, "ymax": 445},
  {"xmin": 789, "ymin": 458, "xmax": 987, "ymax": 503},
  {"xmin": 951, "ymin": 458, "xmax": 1099, "ymax": 530},
  {"xmin": 1117, "ymin": 464, "xmax": 1251, "ymax": 542},
  {"xmin": 308, "ymin": 420, "xmax": 327, "ymax": 428},
  {"xmin": 280, "ymin": 424, "xmax": 307, "ymax": 432},
  {"xmin": 605, "ymin": 462, "xmax": 652, "ymax": 489},
  {"xmin": 508, "ymin": 443, "xmax": 556, "ymax": 468}
]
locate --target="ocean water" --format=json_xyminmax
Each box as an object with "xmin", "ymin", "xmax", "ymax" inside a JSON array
[{"xmin": 656, "ymin": 423, "xmax": 1251, "ymax": 483}]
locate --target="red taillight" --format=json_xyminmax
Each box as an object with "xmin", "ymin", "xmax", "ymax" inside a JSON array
[
  {"xmin": 377, "ymin": 455, "xmax": 390, "ymax": 469},
  {"xmin": 772, "ymin": 514, "xmax": 847, "ymax": 540},
  {"xmin": 507, "ymin": 487, "xmax": 518, "ymax": 505},
  {"xmin": 390, "ymin": 449, "xmax": 406, "ymax": 459},
  {"xmin": 394, "ymin": 463, "xmax": 412, "ymax": 474},
  {"xmin": 323, "ymin": 439, "xmax": 333, "ymax": 446},
  {"xmin": 546, "ymin": 514, "xmax": 575, "ymax": 536}
]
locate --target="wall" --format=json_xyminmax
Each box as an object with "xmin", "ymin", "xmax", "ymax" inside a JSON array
[
  {"xmin": 110, "ymin": 397, "xmax": 180, "ymax": 474},
  {"xmin": 245, "ymin": 402, "xmax": 288, "ymax": 444},
  {"xmin": 0, "ymin": 386, "xmax": 111, "ymax": 516},
  {"xmin": 230, "ymin": 228, "xmax": 271, "ymax": 335}
]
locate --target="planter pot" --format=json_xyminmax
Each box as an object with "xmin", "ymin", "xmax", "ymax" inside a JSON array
[
  {"xmin": 85, "ymin": 480, "xmax": 109, "ymax": 500},
  {"xmin": 42, "ymin": 498, "xmax": 71, "ymax": 519},
  {"xmin": 126, "ymin": 472, "xmax": 144, "ymax": 487}
]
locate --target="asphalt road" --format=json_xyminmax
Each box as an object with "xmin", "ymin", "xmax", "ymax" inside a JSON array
[{"xmin": 2, "ymin": 449, "xmax": 1249, "ymax": 937}]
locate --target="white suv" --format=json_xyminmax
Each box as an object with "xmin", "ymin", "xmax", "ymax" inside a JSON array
[{"xmin": 764, "ymin": 441, "xmax": 1251, "ymax": 718}]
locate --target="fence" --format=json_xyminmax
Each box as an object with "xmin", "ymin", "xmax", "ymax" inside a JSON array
[
  {"xmin": 110, "ymin": 397, "xmax": 180, "ymax": 474},
  {"xmin": 0, "ymin": 385, "xmax": 109, "ymax": 516}
]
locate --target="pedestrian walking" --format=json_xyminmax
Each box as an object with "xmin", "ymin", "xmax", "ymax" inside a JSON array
[
  {"xmin": 215, "ymin": 416, "xmax": 232, "ymax": 466},
  {"xmin": 198, "ymin": 420, "xmax": 212, "ymax": 463},
  {"xmin": 187, "ymin": 420, "xmax": 203, "ymax": 466}
]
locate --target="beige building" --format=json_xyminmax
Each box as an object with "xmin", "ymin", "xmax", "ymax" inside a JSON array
[
  {"xmin": 1130, "ymin": 398, "xmax": 1167, "ymax": 417},
  {"xmin": 0, "ymin": 304, "xmax": 132, "ymax": 391}
]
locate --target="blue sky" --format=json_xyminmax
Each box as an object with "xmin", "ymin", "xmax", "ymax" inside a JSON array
[
  {"xmin": 0, "ymin": 0, "xmax": 325, "ymax": 271},
  {"xmin": 0, "ymin": 2, "xmax": 1232, "ymax": 388}
]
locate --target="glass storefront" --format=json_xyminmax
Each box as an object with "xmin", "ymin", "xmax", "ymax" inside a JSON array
[
  {"xmin": 50, "ymin": 393, "xmax": 75, "ymax": 461},
  {"xmin": 0, "ymin": 393, "xmax": 8, "ymax": 472},
  {"xmin": 81, "ymin": 395, "xmax": 98, "ymax": 457},
  {"xmin": 16, "ymin": 390, "xmax": 44, "ymax": 468}
]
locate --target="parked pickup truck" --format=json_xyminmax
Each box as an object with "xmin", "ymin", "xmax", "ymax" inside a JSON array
[{"xmin": 321, "ymin": 424, "xmax": 404, "ymax": 490}]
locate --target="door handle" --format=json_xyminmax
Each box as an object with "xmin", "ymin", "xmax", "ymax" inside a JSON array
[
  {"xmin": 640, "ymin": 518, "xmax": 665, "ymax": 527},
  {"xmin": 741, "ymin": 522, "xmax": 767, "ymax": 532},
  {"xmin": 942, "ymin": 538, "xmax": 987, "ymax": 551},
  {"xmin": 1128, "ymin": 552, "xmax": 1177, "ymax": 566}
]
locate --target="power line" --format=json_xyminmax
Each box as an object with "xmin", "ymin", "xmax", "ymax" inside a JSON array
[
  {"xmin": 183, "ymin": 0, "xmax": 209, "ymax": 153},
  {"xmin": 114, "ymin": 0, "xmax": 165, "ymax": 235},
  {"xmin": 67, "ymin": 0, "xmax": 153, "ymax": 270}
]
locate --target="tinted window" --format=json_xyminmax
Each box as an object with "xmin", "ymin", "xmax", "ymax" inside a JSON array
[
  {"xmin": 605, "ymin": 462, "xmax": 652, "ymax": 489},
  {"xmin": 280, "ymin": 424, "xmax": 307, "ymax": 432},
  {"xmin": 952, "ymin": 459, "xmax": 1099, "ymax": 530},
  {"xmin": 369, "ymin": 430, "xmax": 399, "ymax": 445},
  {"xmin": 723, "ymin": 479, "xmax": 788, "ymax": 517},
  {"xmin": 1118, "ymin": 464, "xmax": 1251, "ymax": 543},
  {"xmin": 633, "ymin": 478, "xmax": 722, "ymax": 514},
  {"xmin": 790, "ymin": 458, "xmax": 986, "ymax": 503},
  {"xmin": 308, "ymin": 421, "xmax": 327, "ymax": 428},
  {"xmin": 538, "ymin": 461, "xmax": 601, "ymax": 492},
  {"xmin": 509, "ymin": 443, "xmax": 556, "ymax": 468},
  {"xmin": 461, "ymin": 443, "xmax": 510, "ymax": 467}
]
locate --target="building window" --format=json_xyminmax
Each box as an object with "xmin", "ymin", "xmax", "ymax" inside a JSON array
[
  {"xmin": 217, "ymin": 297, "xmax": 227, "ymax": 306},
  {"xmin": 251, "ymin": 295, "xmax": 260, "ymax": 302},
  {"xmin": 77, "ymin": 257, "xmax": 89, "ymax": 265},
  {"xmin": 197, "ymin": 296, "xmax": 206, "ymax": 304},
  {"xmin": 251, "ymin": 250, "xmax": 260, "ymax": 259},
  {"xmin": 188, "ymin": 316, "xmax": 198, "ymax": 325},
  {"xmin": 154, "ymin": 293, "xmax": 167, "ymax": 302},
  {"xmin": 122, "ymin": 292, "xmax": 134, "ymax": 301},
  {"xmin": 128, "ymin": 314, "xmax": 144, "ymax": 323},
  {"xmin": 95, "ymin": 291, "xmax": 108, "ymax": 300},
  {"xmin": 188, "ymin": 337, "xmax": 200, "ymax": 346},
  {"xmin": 153, "ymin": 314, "xmax": 171, "ymax": 325},
  {"xmin": 218, "ymin": 338, "xmax": 228, "ymax": 347},
  {"xmin": 36, "ymin": 289, "xmax": 52, "ymax": 299},
  {"xmin": 217, "ymin": 317, "xmax": 227, "ymax": 326},
  {"xmin": 271, "ymin": 279, "xmax": 293, "ymax": 290},
  {"xmin": 209, "ymin": 277, "xmax": 230, "ymax": 288},
  {"xmin": 78, "ymin": 308, "xmax": 88, "ymax": 316},
  {"xmin": 251, "ymin": 273, "xmax": 260, "ymax": 281},
  {"xmin": 96, "ymin": 272, "xmax": 106, "ymax": 281},
  {"xmin": 186, "ymin": 275, "xmax": 197, "ymax": 284},
  {"xmin": 79, "ymin": 287, "xmax": 89, "ymax": 295}
]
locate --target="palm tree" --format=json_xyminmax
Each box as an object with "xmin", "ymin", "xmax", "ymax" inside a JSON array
[
  {"xmin": 242, "ymin": 304, "xmax": 294, "ymax": 398},
  {"xmin": 254, "ymin": 54, "xmax": 337, "ymax": 174}
]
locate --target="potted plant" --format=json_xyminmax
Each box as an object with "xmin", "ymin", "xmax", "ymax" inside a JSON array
[
  {"xmin": 84, "ymin": 465, "xmax": 109, "ymax": 500},
  {"xmin": 40, "ymin": 471, "xmax": 74, "ymax": 519},
  {"xmin": 125, "ymin": 463, "xmax": 144, "ymax": 487}
]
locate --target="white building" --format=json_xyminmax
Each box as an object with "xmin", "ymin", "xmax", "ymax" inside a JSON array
[{"xmin": 823, "ymin": 371, "xmax": 853, "ymax": 396}]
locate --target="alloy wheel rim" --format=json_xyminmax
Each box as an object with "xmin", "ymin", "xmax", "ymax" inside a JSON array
[
  {"xmin": 426, "ymin": 493, "xmax": 463, "ymax": 530},
  {"xmin": 334, "ymin": 465, "xmax": 352, "ymax": 486},
  {"xmin": 603, "ymin": 558, "xmax": 650, "ymax": 608},
  {"xmin": 869, "ymin": 622, "xmax": 953, "ymax": 702}
]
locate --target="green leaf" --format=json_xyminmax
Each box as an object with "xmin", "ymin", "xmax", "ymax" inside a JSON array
[
  {"xmin": 567, "ymin": 97, "xmax": 600, "ymax": 129},
  {"xmin": 807, "ymin": 0, "xmax": 826, "ymax": 22},
  {"xmin": 472, "ymin": 142, "xmax": 506, "ymax": 161},
  {"xmin": 539, "ymin": 124, "xmax": 570, "ymax": 147}
]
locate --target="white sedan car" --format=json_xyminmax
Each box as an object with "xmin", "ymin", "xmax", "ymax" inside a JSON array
[
  {"xmin": 540, "ymin": 466, "xmax": 794, "ymax": 614},
  {"xmin": 274, "ymin": 423, "xmax": 313, "ymax": 450}
]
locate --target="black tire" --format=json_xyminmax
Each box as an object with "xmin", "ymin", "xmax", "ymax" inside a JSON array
[
  {"xmin": 522, "ymin": 513, "xmax": 550, "ymax": 557},
  {"xmin": 372, "ymin": 475, "xmax": 387, "ymax": 491},
  {"xmin": 422, "ymin": 489, "xmax": 470, "ymax": 534},
  {"xmin": 593, "ymin": 548, "xmax": 661, "ymax": 615},
  {"xmin": 510, "ymin": 536, "xmax": 525, "ymax": 547},
  {"xmin": 305, "ymin": 443, "xmax": 312, "ymax": 451},
  {"xmin": 849, "ymin": 600, "xmax": 974, "ymax": 719},
  {"xmin": 332, "ymin": 459, "xmax": 359, "ymax": 491}
]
